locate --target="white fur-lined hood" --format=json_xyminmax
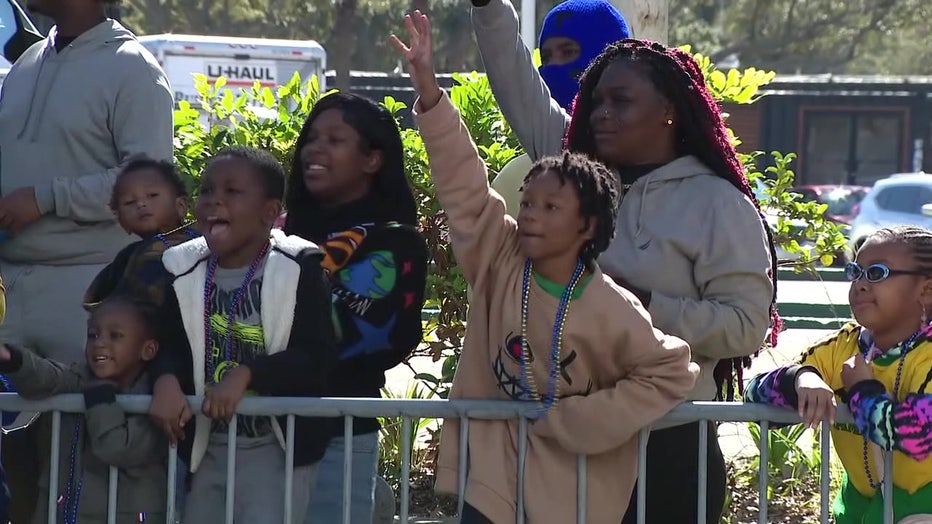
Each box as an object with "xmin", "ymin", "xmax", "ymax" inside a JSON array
[
  {"xmin": 161, "ymin": 227, "xmax": 323, "ymax": 473},
  {"xmin": 162, "ymin": 228, "xmax": 321, "ymax": 276}
]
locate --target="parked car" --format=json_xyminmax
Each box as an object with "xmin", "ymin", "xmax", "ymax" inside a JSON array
[
  {"xmin": 847, "ymin": 173, "xmax": 932, "ymax": 257},
  {"xmin": 0, "ymin": 0, "xmax": 43, "ymax": 86},
  {"xmin": 753, "ymin": 179, "xmax": 850, "ymax": 265},
  {"xmin": 793, "ymin": 184, "xmax": 870, "ymax": 226}
]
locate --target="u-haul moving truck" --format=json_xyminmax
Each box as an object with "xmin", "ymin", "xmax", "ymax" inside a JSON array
[{"xmin": 137, "ymin": 34, "xmax": 327, "ymax": 112}]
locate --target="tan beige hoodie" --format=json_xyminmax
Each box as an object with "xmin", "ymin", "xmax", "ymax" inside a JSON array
[
  {"xmin": 598, "ymin": 157, "xmax": 774, "ymax": 405},
  {"xmin": 415, "ymin": 93, "xmax": 699, "ymax": 524}
]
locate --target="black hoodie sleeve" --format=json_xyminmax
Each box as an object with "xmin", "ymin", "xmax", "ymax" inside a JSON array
[
  {"xmin": 247, "ymin": 249, "xmax": 337, "ymax": 396},
  {"xmin": 148, "ymin": 283, "xmax": 195, "ymax": 395}
]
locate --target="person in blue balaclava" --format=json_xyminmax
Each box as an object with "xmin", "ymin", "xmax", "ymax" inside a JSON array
[
  {"xmin": 538, "ymin": 0, "xmax": 631, "ymax": 110},
  {"xmin": 470, "ymin": 0, "xmax": 630, "ymax": 217}
]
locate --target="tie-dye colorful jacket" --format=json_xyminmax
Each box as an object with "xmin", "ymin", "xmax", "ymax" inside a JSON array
[
  {"xmin": 744, "ymin": 322, "xmax": 932, "ymax": 496},
  {"xmin": 317, "ymin": 221, "xmax": 428, "ymax": 435}
]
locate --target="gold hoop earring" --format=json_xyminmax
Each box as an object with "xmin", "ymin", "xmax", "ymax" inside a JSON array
[{"xmin": 922, "ymin": 303, "xmax": 928, "ymax": 325}]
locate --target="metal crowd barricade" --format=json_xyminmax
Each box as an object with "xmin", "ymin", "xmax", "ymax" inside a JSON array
[{"xmin": 0, "ymin": 395, "xmax": 896, "ymax": 524}]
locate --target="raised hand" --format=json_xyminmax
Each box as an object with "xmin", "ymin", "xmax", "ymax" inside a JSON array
[{"xmin": 389, "ymin": 10, "xmax": 443, "ymax": 111}]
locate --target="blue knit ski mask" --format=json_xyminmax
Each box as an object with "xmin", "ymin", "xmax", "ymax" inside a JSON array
[{"xmin": 538, "ymin": 0, "xmax": 631, "ymax": 110}]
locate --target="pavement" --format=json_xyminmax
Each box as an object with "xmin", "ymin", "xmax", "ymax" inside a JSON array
[
  {"xmin": 777, "ymin": 279, "xmax": 848, "ymax": 305},
  {"xmin": 718, "ymin": 328, "xmax": 833, "ymax": 459}
]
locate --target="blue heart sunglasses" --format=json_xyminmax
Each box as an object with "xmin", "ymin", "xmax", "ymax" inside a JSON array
[{"xmin": 844, "ymin": 262, "xmax": 928, "ymax": 283}]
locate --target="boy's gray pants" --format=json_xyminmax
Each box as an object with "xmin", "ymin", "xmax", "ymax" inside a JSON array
[{"xmin": 183, "ymin": 433, "xmax": 318, "ymax": 524}]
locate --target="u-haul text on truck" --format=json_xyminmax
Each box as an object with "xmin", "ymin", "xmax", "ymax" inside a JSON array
[{"xmin": 138, "ymin": 34, "xmax": 327, "ymax": 112}]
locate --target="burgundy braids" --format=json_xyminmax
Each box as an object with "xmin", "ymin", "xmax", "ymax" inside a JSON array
[{"xmin": 564, "ymin": 39, "xmax": 782, "ymax": 400}]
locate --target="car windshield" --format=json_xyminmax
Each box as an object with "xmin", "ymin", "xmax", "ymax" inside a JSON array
[{"xmin": 801, "ymin": 189, "xmax": 866, "ymax": 216}]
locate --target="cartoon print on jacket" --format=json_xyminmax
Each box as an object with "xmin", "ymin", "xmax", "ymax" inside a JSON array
[{"xmin": 493, "ymin": 332, "xmax": 593, "ymax": 400}]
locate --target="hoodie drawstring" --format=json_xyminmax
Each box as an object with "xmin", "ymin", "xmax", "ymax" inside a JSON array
[
  {"xmin": 633, "ymin": 172, "xmax": 654, "ymax": 239},
  {"xmin": 17, "ymin": 21, "xmax": 125, "ymax": 142},
  {"xmin": 17, "ymin": 41, "xmax": 54, "ymax": 141}
]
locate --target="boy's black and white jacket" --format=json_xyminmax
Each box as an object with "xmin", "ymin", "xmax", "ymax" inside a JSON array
[{"xmin": 154, "ymin": 229, "xmax": 337, "ymax": 473}]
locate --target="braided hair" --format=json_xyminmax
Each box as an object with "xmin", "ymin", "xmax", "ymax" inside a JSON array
[
  {"xmin": 866, "ymin": 226, "xmax": 932, "ymax": 272},
  {"xmin": 522, "ymin": 151, "xmax": 621, "ymax": 264},
  {"xmin": 565, "ymin": 39, "xmax": 782, "ymax": 400}
]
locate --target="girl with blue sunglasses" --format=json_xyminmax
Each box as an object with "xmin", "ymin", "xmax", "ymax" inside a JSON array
[{"xmin": 745, "ymin": 225, "xmax": 932, "ymax": 523}]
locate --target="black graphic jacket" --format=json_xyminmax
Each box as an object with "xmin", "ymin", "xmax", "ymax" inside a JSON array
[{"xmin": 283, "ymin": 194, "xmax": 429, "ymax": 436}]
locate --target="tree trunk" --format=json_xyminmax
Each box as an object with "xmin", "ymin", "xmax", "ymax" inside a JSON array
[
  {"xmin": 610, "ymin": 0, "xmax": 669, "ymax": 44},
  {"xmin": 221, "ymin": 0, "xmax": 232, "ymax": 34},
  {"xmin": 330, "ymin": 0, "xmax": 359, "ymax": 92},
  {"xmin": 451, "ymin": 22, "xmax": 475, "ymax": 71},
  {"xmin": 128, "ymin": 0, "xmax": 173, "ymax": 33},
  {"xmin": 187, "ymin": 0, "xmax": 213, "ymax": 34}
]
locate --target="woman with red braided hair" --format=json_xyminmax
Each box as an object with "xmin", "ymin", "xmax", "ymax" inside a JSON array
[{"xmin": 564, "ymin": 39, "xmax": 780, "ymax": 523}]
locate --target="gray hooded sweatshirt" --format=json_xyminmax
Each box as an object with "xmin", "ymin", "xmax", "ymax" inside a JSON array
[
  {"xmin": 0, "ymin": 20, "xmax": 173, "ymax": 265},
  {"xmin": 472, "ymin": 0, "xmax": 569, "ymax": 160}
]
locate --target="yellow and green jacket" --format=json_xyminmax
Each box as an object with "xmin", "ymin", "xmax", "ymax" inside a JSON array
[{"xmin": 745, "ymin": 323, "xmax": 932, "ymax": 496}]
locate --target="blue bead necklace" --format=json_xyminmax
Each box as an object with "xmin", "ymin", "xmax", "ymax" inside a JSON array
[
  {"xmin": 59, "ymin": 418, "xmax": 83, "ymax": 524},
  {"xmin": 57, "ymin": 418, "xmax": 150, "ymax": 523},
  {"xmin": 203, "ymin": 242, "xmax": 270, "ymax": 383},
  {"xmin": 519, "ymin": 258, "xmax": 585, "ymax": 413},
  {"xmin": 858, "ymin": 322, "xmax": 927, "ymax": 490}
]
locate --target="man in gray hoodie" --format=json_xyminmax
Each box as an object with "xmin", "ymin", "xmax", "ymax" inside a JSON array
[{"xmin": 0, "ymin": 0, "xmax": 173, "ymax": 520}]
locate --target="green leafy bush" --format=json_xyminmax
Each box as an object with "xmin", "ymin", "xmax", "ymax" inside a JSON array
[
  {"xmin": 377, "ymin": 383, "xmax": 438, "ymax": 493},
  {"xmin": 172, "ymin": 72, "xmax": 321, "ymax": 197}
]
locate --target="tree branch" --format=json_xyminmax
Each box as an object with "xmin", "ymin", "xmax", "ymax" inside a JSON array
[{"xmin": 711, "ymin": 5, "xmax": 859, "ymax": 63}]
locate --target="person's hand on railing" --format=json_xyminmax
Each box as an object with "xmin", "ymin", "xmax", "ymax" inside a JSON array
[
  {"xmin": 149, "ymin": 375, "xmax": 191, "ymax": 446},
  {"xmin": 389, "ymin": 10, "xmax": 443, "ymax": 112},
  {"xmin": 795, "ymin": 369, "xmax": 836, "ymax": 429},
  {"xmin": 202, "ymin": 365, "xmax": 251, "ymax": 421}
]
